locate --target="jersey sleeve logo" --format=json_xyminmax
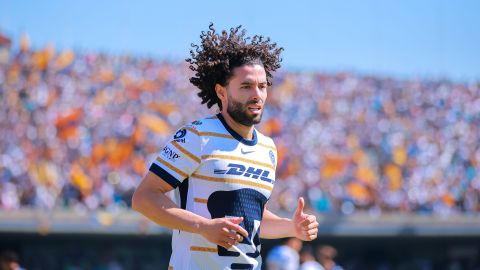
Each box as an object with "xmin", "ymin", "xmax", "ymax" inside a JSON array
[
  {"xmin": 173, "ymin": 129, "xmax": 187, "ymax": 143},
  {"xmin": 161, "ymin": 146, "xmax": 181, "ymax": 161}
]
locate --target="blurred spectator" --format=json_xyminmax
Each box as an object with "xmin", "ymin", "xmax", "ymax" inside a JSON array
[
  {"xmin": 0, "ymin": 250, "xmax": 24, "ymax": 270},
  {"xmin": 0, "ymin": 32, "xmax": 11, "ymax": 65},
  {"xmin": 300, "ymin": 246, "xmax": 324, "ymax": 270},
  {"xmin": 315, "ymin": 245, "xmax": 343, "ymax": 270},
  {"xmin": 266, "ymin": 238, "xmax": 303, "ymax": 270}
]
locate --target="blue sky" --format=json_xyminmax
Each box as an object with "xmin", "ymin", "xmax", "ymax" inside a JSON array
[{"xmin": 1, "ymin": 0, "xmax": 479, "ymax": 81}]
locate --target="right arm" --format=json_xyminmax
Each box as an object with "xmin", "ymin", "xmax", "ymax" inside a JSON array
[{"xmin": 132, "ymin": 171, "xmax": 248, "ymax": 249}]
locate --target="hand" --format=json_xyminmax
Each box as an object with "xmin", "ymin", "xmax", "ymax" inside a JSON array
[
  {"xmin": 199, "ymin": 217, "xmax": 249, "ymax": 249},
  {"xmin": 292, "ymin": 197, "xmax": 318, "ymax": 241}
]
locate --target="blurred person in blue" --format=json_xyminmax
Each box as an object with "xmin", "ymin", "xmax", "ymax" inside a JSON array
[
  {"xmin": 266, "ymin": 238, "xmax": 303, "ymax": 270},
  {"xmin": 132, "ymin": 24, "xmax": 318, "ymax": 270}
]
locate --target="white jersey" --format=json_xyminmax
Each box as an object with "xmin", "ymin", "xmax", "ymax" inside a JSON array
[{"xmin": 149, "ymin": 114, "xmax": 277, "ymax": 270}]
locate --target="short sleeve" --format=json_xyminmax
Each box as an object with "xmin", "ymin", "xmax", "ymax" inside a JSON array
[{"xmin": 149, "ymin": 125, "xmax": 201, "ymax": 188}]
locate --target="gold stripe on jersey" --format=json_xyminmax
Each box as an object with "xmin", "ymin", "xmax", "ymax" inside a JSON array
[
  {"xmin": 187, "ymin": 124, "xmax": 275, "ymax": 152},
  {"xmin": 184, "ymin": 127, "xmax": 200, "ymax": 136},
  {"xmin": 156, "ymin": 157, "xmax": 188, "ymax": 178},
  {"xmin": 202, "ymin": 154, "xmax": 275, "ymax": 170},
  {"xmin": 192, "ymin": 173, "xmax": 273, "ymax": 192},
  {"xmin": 172, "ymin": 141, "xmax": 200, "ymax": 163},
  {"xmin": 199, "ymin": 132, "xmax": 234, "ymax": 139},
  {"xmin": 194, "ymin": 198, "xmax": 208, "ymax": 204},
  {"xmin": 190, "ymin": 246, "xmax": 218, "ymax": 252},
  {"xmin": 257, "ymin": 142, "xmax": 276, "ymax": 151}
]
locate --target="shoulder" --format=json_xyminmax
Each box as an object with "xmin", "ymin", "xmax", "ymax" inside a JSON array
[
  {"xmin": 181, "ymin": 115, "xmax": 223, "ymax": 133},
  {"xmin": 255, "ymin": 129, "xmax": 277, "ymax": 152},
  {"xmin": 172, "ymin": 115, "xmax": 220, "ymax": 137}
]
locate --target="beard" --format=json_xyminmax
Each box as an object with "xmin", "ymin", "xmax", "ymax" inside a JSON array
[{"xmin": 226, "ymin": 97, "xmax": 263, "ymax": 127}]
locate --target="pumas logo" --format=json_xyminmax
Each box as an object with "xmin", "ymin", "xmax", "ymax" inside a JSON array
[
  {"xmin": 173, "ymin": 129, "xmax": 186, "ymax": 143},
  {"xmin": 214, "ymin": 163, "xmax": 274, "ymax": 184},
  {"xmin": 269, "ymin": 150, "xmax": 275, "ymax": 167},
  {"xmin": 161, "ymin": 146, "xmax": 180, "ymax": 161}
]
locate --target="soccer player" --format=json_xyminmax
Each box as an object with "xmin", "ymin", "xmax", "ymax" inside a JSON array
[{"xmin": 132, "ymin": 24, "xmax": 319, "ymax": 270}]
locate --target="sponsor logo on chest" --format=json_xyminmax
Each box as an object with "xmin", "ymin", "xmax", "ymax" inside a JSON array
[{"xmin": 214, "ymin": 163, "xmax": 274, "ymax": 184}]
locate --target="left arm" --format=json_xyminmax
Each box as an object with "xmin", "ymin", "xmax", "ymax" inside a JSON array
[
  {"xmin": 260, "ymin": 197, "xmax": 319, "ymax": 241},
  {"xmin": 260, "ymin": 209, "xmax": 295, "ymax": 239}
]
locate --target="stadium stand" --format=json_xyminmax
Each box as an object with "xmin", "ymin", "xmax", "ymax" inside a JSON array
[
  {"xmin": 1, "ymin": 38, "xmax": 479, "ymax": 216},
  {"xmin": 1, "ymin": 36, "xmax": 480, "ymax": 270}
]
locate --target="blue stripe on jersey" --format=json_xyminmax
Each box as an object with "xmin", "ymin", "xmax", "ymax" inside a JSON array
[
  {"xmin": 231, "ymin": 263, "xmax": 254, "ymax": 269},
  {"xmin": 149, "ymin": 163, "xmax": 181, "ymax": 188},
  {"xmin": 217, "ymin": 113, "xmax": 257, "ymax": 146},
  {"xmin": 178, "ymin": 178, "xmax": 189, "ymax": 210}
]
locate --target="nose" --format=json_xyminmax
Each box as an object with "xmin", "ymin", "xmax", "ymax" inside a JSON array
[{"xmin": 251, "ymin": 86, "xmax": 262, "ymax": 102}]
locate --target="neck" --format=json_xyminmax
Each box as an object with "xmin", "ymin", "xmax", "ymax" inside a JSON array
[{"xmin": 220, "ymin": 110, "xmax": 255, "ymax": 140}]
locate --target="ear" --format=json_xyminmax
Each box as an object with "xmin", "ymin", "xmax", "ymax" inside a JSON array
[{"xmin": 215, "ymin": 83, "xmax": 227, "ymax": 107}]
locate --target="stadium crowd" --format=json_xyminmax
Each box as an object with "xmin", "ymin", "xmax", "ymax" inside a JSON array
[{"xmin": 1, "ymin": 36, "xmax": 479, "ymax": 217}]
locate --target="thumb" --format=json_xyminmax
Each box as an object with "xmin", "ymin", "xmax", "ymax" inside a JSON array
[
  {"xmin": 226, "ymin": 216, "xmax": 244, "ymax": 225},
  {"xmin": 295, "ymin": 197, "xmax": 305, "ymax": 217}
]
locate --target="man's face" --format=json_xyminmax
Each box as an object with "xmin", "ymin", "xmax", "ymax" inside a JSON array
[{"xmin": 224, "ymin": 64, "xmax": 268, "ymax": 127}]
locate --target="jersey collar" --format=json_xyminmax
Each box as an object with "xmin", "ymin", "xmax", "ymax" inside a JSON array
[{"xmin": 217, "ymin": 113, "xmax": 257, "ymax": 146}]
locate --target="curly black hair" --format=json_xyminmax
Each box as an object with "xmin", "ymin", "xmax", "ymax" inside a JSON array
[{"xmin": 186, "ymin": 23, "xmax": 284, "ymax": 110}]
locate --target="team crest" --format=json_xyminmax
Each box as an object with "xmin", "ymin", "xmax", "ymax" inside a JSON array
[{"xmin": 269, "ymin": 150, "xmax": 275, "ymax": 167}]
